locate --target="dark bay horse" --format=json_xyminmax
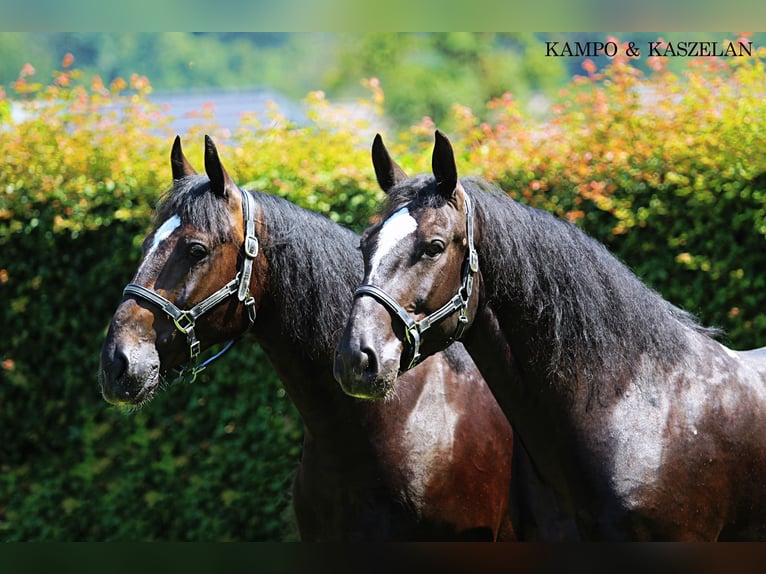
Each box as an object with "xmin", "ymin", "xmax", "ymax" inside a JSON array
[
  {"xmin": 334, "ymin": 130, "xmax": 766, "ymax": 540},
  {"xmin": 98, "ymin": 135, "xmax": 516, "ymax": 541}
]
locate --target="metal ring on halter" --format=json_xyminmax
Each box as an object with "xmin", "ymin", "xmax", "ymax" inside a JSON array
[
  {"xmin": 123, "ymin": 187, "xmax": 260, "ymax": 383},
  {"xmin": 354, "ymin": 189, "xmax": 478, "ymax": 371}
]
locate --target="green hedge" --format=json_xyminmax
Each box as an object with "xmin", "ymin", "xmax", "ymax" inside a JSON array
[{"xmin": 2, "ymin": 45, "xmax": 765, "ymax": 540}]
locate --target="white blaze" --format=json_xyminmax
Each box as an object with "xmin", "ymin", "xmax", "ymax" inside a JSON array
[
  {"xmin": 148, "ymin": 215, "xmax": 181, "ymax": 255},
  {"xmin": 368, "ymin": 207, "xmax": 417, "ymax": 279},
  {"xmin": 135, "ymin": 214, "xmax": 182, "ymax": 279}
]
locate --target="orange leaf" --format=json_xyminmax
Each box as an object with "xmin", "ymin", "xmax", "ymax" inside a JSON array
[{"xmin": 582, "ymin": 59, "xmax": 596, "ymax": 75}]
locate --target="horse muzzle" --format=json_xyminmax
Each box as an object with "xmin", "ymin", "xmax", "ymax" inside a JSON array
[
  {"xmin": 333, "ymin": 310, "xmax": 402, "ymax": 400},
  {"xmin": 98, "ymin": 341, "xmax": 161, "ymax": 406}
]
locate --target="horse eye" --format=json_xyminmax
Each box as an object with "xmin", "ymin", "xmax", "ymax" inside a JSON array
[
  {"xmin": 187, "ymin": 243, "xmax": 208, "ymax": 261},
  {"xmin": 424, "ymin": 240, "xmax": 445, "ymax": 258}
]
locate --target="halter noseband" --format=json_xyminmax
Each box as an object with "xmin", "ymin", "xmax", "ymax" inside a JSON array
[
  {"xmin": 123, "ymin": 188, "xmax": 259, "ymax": 382},
  {"xmin": 354, "ymin": 189, "xmax": 478, "ymax": 371}
]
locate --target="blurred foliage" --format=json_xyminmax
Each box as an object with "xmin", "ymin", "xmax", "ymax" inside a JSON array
[
  {"xmin": 3, "ymin": 32, "xmax": 763, "ymax": 130},
  {"xmin": 0, "ymin": 32, "xmax": 327, "ymax": 100},
  {"xmin": 1, "ymin": 39, "xmax": 766, "ymax": 540},
  {"xmin": 325, "ymin": 32, "xmax": 566, "ymax": 128},
  {"xmin": 0, "ymin": 32, "xmax": 567, "ymax": 129}
]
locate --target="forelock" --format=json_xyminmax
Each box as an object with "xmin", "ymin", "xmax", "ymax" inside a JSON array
[{"xmin": 154, "ymin": 175, "xmax": 236, "ymax": 244}]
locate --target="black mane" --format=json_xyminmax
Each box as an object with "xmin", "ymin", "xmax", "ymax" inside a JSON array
[
  {"xmin": 383, "ymin": 174, "xmax": 720, "ymax": 400},
  {"xmin": 250, "ymin": 191, "xmax": 363, "ymax": 358}
]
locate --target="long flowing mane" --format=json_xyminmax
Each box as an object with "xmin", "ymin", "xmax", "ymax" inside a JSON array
[
  {"xmin": 251, "ymin": 191, "xmax": 363, "ymax": 358},
  {"xmin": 383, "ymin": 174, "xmax": 720, "ymax": 403}
]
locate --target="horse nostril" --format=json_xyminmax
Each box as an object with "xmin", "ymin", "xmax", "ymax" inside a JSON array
[
  {"xmin": 106, "ymin": 348, "xmax": 129, "ymax": 382},
  {"xmin": 333, "ymin": 337, "xmax": 382, "ymax": 391},
  {"xmin": 360, "ymin": 343, "xmax": 379, "ymax": 379}
]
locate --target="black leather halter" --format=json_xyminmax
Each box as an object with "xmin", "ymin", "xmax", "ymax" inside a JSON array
[
  {"xmin": 354, "ymin": 190, "xmax": 478, "ymax": 371},
  {"xmin": 123, "ymin": 188, "xmax": 259, "ymax": 382}
]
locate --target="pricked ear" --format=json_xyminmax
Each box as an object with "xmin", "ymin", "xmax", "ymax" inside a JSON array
[
  {"xmin": 371, "ymin": 133, "xmax": 408, "ymax": 193},
  {"xmin": 432, "ymin": 130, "xmax": 458, "ymax": 199},
  {"xmin": 170, "ymin": 135, "xmax": 197, "ymax": 180},
  {"xmin": 204, "ymin": 135, "xmax": 236, "ymax": 199}
]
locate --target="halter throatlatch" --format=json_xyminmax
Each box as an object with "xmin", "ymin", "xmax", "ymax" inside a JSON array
[
  {"xmin": 123, "ymin": 188, "xmax": 259, "ymax": 382},
  {"xmin": 354, "ymin": 189, "xmax": 478, "ymax": 371}
]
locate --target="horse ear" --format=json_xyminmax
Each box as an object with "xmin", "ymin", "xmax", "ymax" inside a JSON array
[
  {"xmin": 432, "ymin": 130, "xmax": 458, "ymax": 199},
  {"xmin": 204, "ymin": 135, "xmax": 236, "ymax": 199},
  {"xmin": 371, "ymin": 133, "xmax": 408, "ymax": 193},
  {"xmin": 170, "ymin": 135, "xmax": 197, "ymax": 180}
]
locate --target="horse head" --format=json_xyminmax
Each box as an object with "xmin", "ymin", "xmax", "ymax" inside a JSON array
[
  {"xmin": 98, "ymin": 136, "xmax": 266, "ymax": 406},
  {"xmin": 334, "ymin": 131, "xmax": 480, "ymax": 399}
]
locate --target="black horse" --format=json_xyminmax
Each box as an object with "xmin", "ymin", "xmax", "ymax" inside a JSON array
[
  {"xmin": 334, "ymin": 130, "xmax": 766, "ymax": 540},
  {"xmin": 99, "ymin": 136, "xmax": 517, "ymax": 541}
]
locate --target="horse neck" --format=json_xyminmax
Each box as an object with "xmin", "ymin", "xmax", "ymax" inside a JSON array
[
  {"xmin": 463, "ymin": 191, "xmax": 710, "ymax": 503},
  {"xmin": 467, "ymin": 197, "xmax": 583, "ymax": 399},
  {"xmin": 460, "ymin": 213, "xmax": 607, "ymax": 518},
  {"xmin": 249, "ymin": 194, "xmax": 386, "ymax": 444}
]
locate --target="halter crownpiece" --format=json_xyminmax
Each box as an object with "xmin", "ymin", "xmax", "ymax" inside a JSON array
[
  {"xmin": 354, "ymin": 188, "xmax": 478, "ymax": 371},
  {"xmin": 123, "ymin": 187, "xmax": 259, "ymax": 382}
]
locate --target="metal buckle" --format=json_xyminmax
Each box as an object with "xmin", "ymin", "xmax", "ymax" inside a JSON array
[
  {"xmin": 189, "ymin": 338, "xmax": 201, "ymax": 361},
  {"xmin": 245, "ymin": 235, "xmax": 259, "ymax": 258},
  {"xmin": 468, "ymin": 248, "xmax": 479, "ymax": 273},
  {"xmin": 244, "ymin": 296, "xmax": 256, "ymax": 323},
  {"xmin": 174, "ymin": 312, "xmax": 195, "ymax": 334}
]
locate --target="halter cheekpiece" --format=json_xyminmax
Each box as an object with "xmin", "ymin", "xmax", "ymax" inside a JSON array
[
  {"xmin": 354, "ymin": 188, "xmax": 478, "ymax": 371},
  {"xmin": 123, "ymin": 187, "xmax": 259, "ymax": 382}
]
